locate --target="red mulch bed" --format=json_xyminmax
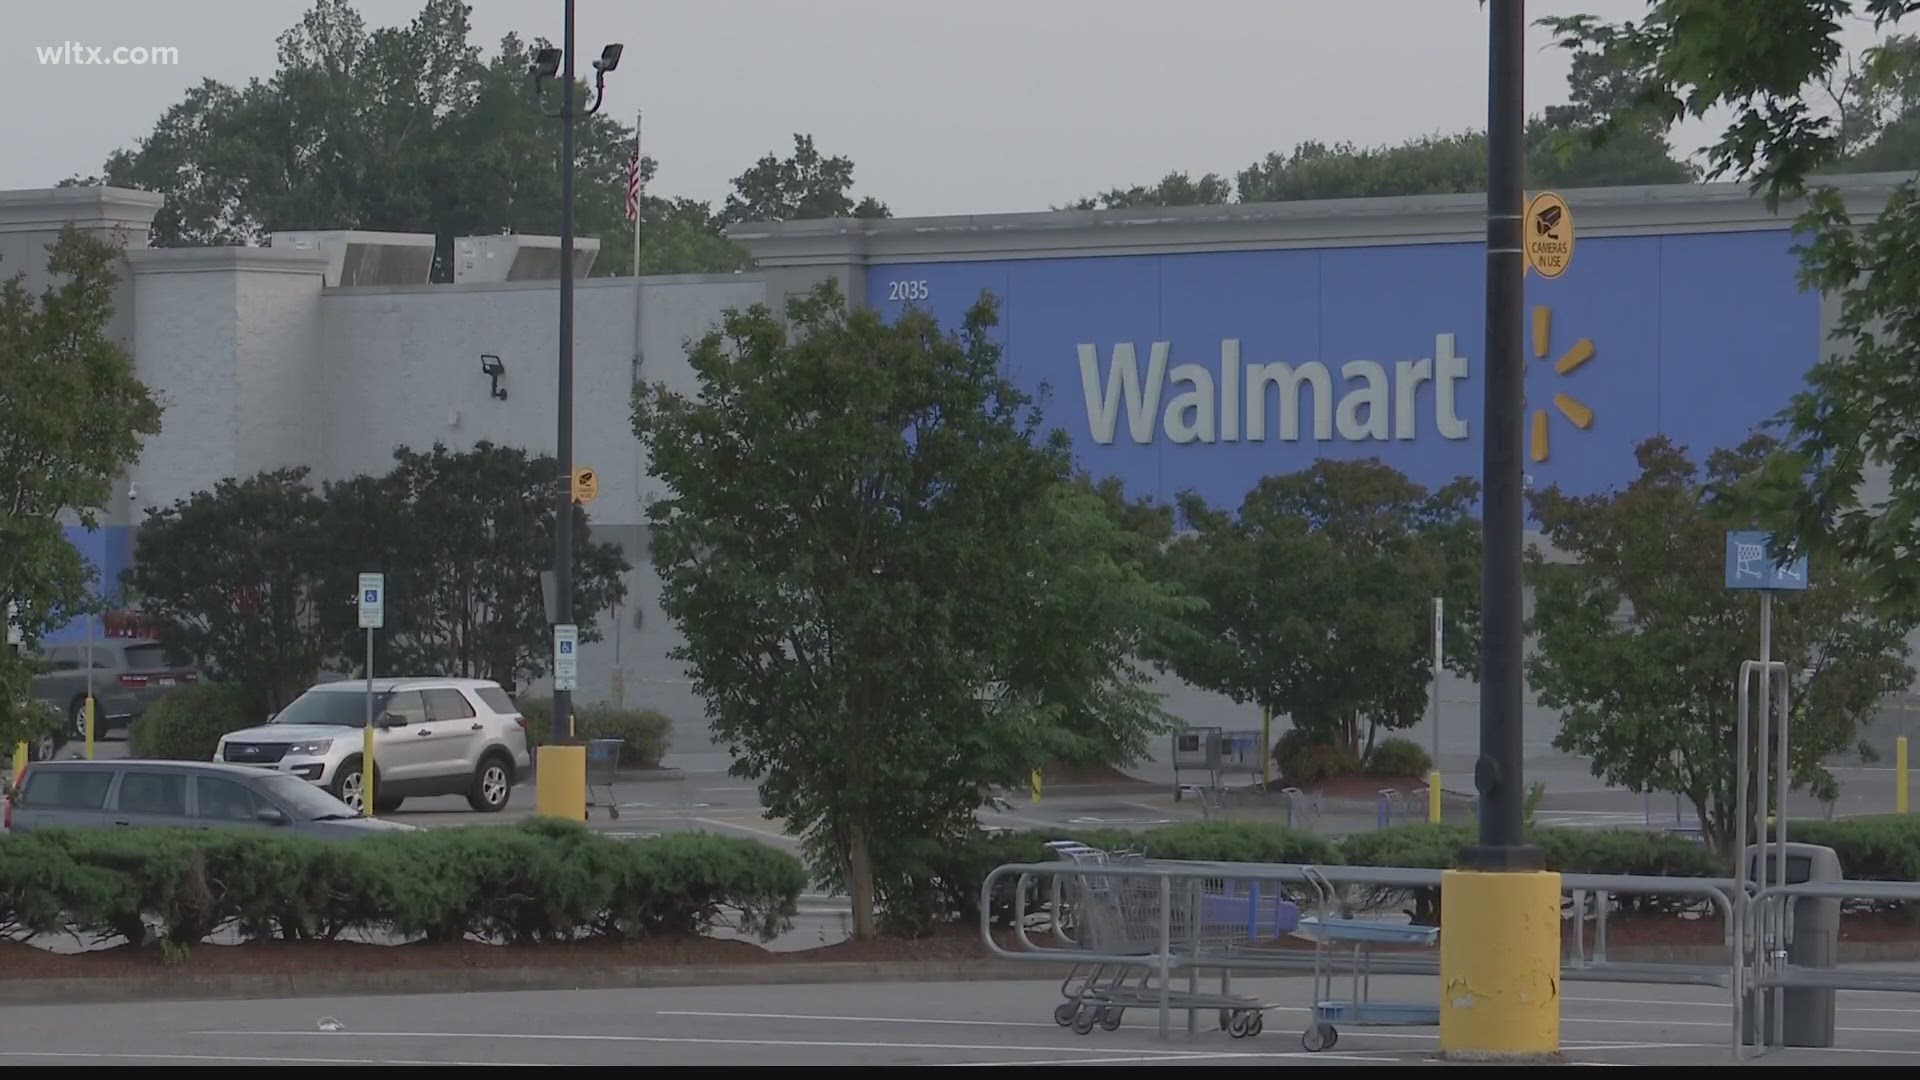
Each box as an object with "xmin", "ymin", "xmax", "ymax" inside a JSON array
[
  {"xmin": 7, "ymin": 914, "xmax": 1916, "ymax": 980},
  {"xmin": 0, "ymin": 926, "xmax": 1023, "ymax": 981}
]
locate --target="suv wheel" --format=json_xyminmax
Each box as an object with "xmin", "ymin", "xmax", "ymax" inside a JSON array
[
  {"xmin": 467, "ymin": 754, "xmax": 512, "ymax": 813},
  {"xmin": 331, "ymin": 758, "xmax": 368, "ymax": 813}
]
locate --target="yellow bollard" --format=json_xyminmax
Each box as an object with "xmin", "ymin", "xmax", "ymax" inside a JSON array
[
  {"xmin": 361, "ymin": 723, "xmax": 376, "ymax": 817},
  {"xmin": 1429, "ymin": 769, "xmax": 1443, "ymax": 824},
  {"xmin": 1440, "ymin": 869, "xmax": 1562, "ymax": 1060},
  {"xmin": 85, "ymin": 696, "xmax": 96, "ymax": 760},
  {"xmin": 535, "ymin": 744, "xmax": 587, "ymax": 821},
  {"xmin": 11, "ymin": 742, "xmax": 26, "ymax": 786},
  {"xmin": 1899, "ymin": 735, "xmax": 1909, "ymax": 815},
  {"xmin": 1031, "ymin": 768, "xmax": 1042, "ymax": 804}
]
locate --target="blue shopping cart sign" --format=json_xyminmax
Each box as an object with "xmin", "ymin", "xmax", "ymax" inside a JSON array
[{"xmin": 1724, "ymin": 531, "xmax": 1808, "ymax": 591}]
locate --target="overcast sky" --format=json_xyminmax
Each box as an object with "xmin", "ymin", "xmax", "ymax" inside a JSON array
[{"xmin": 2, "ymin": 1, "xmax": 1893, "ymax": 218}]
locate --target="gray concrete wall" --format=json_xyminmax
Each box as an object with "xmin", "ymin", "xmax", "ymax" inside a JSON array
[
  {"xmin": 313, "ymin": 274, "xmax": 765, "ymax": 728},
  {"xmin": 122, "ymin": 247, "xmax": 332, "ymax": 518}
]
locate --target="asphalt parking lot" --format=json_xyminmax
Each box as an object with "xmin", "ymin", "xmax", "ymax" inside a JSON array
[{"xmin": 2, "ymin": 975, "xmax": 1917, "ymax": 1066}]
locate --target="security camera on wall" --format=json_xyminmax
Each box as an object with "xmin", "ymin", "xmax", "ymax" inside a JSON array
[{"xmin": 480, "ymin": 354, "xmax": 507, "ymax": 400}]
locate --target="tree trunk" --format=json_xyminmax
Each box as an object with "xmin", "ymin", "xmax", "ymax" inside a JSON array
[{"xmin": 848, "ymin": 818, "xmax": 877, "ymax": 941}]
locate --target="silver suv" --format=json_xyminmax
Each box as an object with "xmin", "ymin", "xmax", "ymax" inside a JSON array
[{"xmin": 213, "ymin": 677, "xmax": 531, "ymax": 814}]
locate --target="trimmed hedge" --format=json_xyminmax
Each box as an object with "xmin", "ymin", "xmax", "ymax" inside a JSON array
[
  {"xmin": 1363, "ymin": 737, "xmax": 1433, "ymax": 779},
  {"xmin": 1273, "ymin": 728, "xmax": 1361, "ymax": 782},
  {"xmin": 519, "ymin": 697, "xmax": 672, "ymax": 770},
  {"xmin": 128, "ymin": 682, "xmax": 255, "ymax": 761},
  {"xmin": 0, "ymin": 819, "xmax": 804, "ymax": 951},
  {"xmin": 959, "ymin": 817, "xmax": 1920, "ymax": 930}
]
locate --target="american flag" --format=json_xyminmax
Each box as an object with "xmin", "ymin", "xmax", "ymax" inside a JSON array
[{"xmin": 624, "ymin": 129, "xmax": 643, "ymax": 222}]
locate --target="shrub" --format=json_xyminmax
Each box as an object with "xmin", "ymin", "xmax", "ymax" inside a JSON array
[
  {"xmin": 0, "ymin": 821, "xmax": 804, "ymax": 953},
  {"xmin": 127, "ymin": 683, "xmax": 255, "ymax": 761},
  {"xmin": 1273, "ymin": 728, "xmax": 1362, "ymax": 782},
  {"xmin": 519, "ymin": 697, "xmax": 672, "ymax": 769},
  {"xmin": 1364, "ymin": 737, "xmax": 1432, "ymax": 778}
]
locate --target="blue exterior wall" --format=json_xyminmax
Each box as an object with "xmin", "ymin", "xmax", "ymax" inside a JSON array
[
  {"xmin": 865, "ymin": 230, "xmax": 1820, "ymax": 514},
  {"xmin": 45, "ymin": 524, "xmax": 135, "ymax": 645}
]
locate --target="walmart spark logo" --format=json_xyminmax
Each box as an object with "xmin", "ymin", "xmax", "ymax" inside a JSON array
[{"xmin": 1528, "ymin": 304, "xmax": 1595, "ymax": 463}]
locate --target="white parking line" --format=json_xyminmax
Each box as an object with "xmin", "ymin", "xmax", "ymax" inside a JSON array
[
  {"xmin": 1565, "ymin": 995, "xmax": 1920, "ymax": 1016},
  {"xmin": 192, "ymin": 1031, "xmax": 1229, "ymax": 1057},
  {"xmin": 0, "ymin": 1051, "xmax": 514, "ymax": 1066}
]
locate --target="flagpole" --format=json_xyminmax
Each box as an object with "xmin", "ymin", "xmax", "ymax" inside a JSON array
[{"xmin": 631, "ymin": 110, "xmax": 642, "ymax": 278}]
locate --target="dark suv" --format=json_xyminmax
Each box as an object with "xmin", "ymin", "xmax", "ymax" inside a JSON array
[{"xmin": 30, "ymin": 638, "xmax": 199, "ymax": 742}]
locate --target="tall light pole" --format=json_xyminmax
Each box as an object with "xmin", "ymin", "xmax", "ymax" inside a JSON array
[
  {"xmin": 1469, "ymin": 0, "xmax": 1534, "ymax": 874},
  {"xmin": 1436, "ymin": 0, "xmax": 1560, "ymax": 1060},
  {"xmin": 530, "ymin": 2, "xmax": 622, "ymax": 745}
]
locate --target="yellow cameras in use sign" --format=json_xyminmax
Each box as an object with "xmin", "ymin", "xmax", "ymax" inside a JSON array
[
  {"xmin": 1523, "ymin": 191, "xmax": 1574, "ymax": 279},
  {"xmin": 571, "ymin": 467, "xmax": 599, "ymax": 505}
]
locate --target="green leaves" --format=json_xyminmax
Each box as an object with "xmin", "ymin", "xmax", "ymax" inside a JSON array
[
  {"xmin": 1526, "ymin": 434, "xmax": 1916, "ymax": 849},
  {"xmin": 718, "ymin": 134, "xmax": 890, "ymax": 227},
  {"xmin": 124, "ymin": 443, "xmax": 629, "ymax": 704},
  {"xmin": 1149, "ymin": 460, "xmax": 1482, "ymax": 753},
  {"xmin": 633, "ymin": 280, "xmax": 1187, "ymax": 938},
  {"xmin": 1, "ymin": 225, "xmax": 162, "ymax": 741},
  {"xmin": 125, "ymin": 468, "xmax": 338, "ymax": 714},
  {"xmin": 0, "ymin": 822, "xmax": 806, "ymax": 950}
]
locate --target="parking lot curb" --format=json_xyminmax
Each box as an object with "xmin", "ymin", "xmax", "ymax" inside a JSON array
[{"xmin": 0, "ymin": 958, "xmax": 1081, "ymax": 1007}]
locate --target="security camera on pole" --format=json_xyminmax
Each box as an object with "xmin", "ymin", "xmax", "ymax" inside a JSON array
[{"xmin": 528, "ymin": 0, "xmax": 621, "ymax": 823}]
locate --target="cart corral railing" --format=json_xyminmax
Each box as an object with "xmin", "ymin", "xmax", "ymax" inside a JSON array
[
  {"xmin": 980, "ymin": 858, "xmax": 1743, "ymax": 1042},
  {"xmin": 1740, "ymin": 879, "xmax": 1920, "ymax": 1062}
]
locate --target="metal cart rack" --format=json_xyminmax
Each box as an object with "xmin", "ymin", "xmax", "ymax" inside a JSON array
[
  {"xmin": 585, "ymin": 737, "xmax": 623, "ymax": 820},
  {"xmin": 1293, "ymin": 866, "xmax": 1441, "ymax": 1051},
  {"xmin": 1044, "ymin": 841, "xmax": 1299, "ymax": 1039}
]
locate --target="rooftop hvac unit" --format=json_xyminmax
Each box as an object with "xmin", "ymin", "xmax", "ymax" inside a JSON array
[
  {"xmin": 453, "ymin": 234, "xmax": 601, "ymax": 283},
  {"xmin": 269, "ymin": 230, "xmax": 437, "ymax": 287}
]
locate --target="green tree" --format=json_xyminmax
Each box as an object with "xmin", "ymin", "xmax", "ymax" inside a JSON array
[
  {"xmin": 1151, "ymin": 461, "xmax": 1482, "ymax": 759},
  {"xmin": 98, "ymin": 0, "xmax": 745, "ymax": 277},
  {"xmin": 632, "ymin": 281, "xmax": 1188, "ymax": 938},
  {"xmin": 1539, "ymin": 2, "xmax": 1920, "ymax": 618},
  {"xmin": 1234, "ymin": 120, "xmax": 1693, "ymax": 204},
  {"xmin": 123, "ymin": 468, "xmax": 344, "ymax": 714},
  {"xmin": 1059, "ymin": 171, "xmax": 1234, "ymax": 211},
  {"xmin": 717, "ymin": 133, "xmax": 891, "ymax": 226},
  {"xmin": 0, "ymin": 226, "xmax": 164, "ymax": 743},
  {"xmin": 326, "ymin": 441, "xmax": 630, "ymax": 688},
  {"xmin": 1527, "ymin": 435, "xmax": 1914, "ymax": 850}
]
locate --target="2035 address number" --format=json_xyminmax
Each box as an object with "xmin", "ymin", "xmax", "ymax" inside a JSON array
[{"xmin": 887, "ymin": 279, "xmax": 930, "ymax": 302}]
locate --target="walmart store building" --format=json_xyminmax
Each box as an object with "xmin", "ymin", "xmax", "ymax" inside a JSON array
[{"xmin": 2, "ymin": 172, "xmax": 1906, "ymax": 749}]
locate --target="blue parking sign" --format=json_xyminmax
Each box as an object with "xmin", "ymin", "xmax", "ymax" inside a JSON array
[{"xmin": 1725, "ymin": 531, "xmax": 1809, "ymax": 591}]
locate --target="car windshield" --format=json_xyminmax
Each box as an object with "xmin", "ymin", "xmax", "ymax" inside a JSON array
[
  {"xmin": 270, "ymin": 689, "xmax": 388, "ymax": 728},
  {"xmin": 260, "ymin": 774, "xmax": 361, "ymax": 820}
]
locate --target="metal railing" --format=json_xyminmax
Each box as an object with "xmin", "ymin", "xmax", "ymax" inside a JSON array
[
  {"xmin": 1739, "ymin": 878, "xmax": 1920, "ymax": 1061},
  {"xmin": 980, "ymin": 858, "xmax": 1743, "ymax": 1042}
]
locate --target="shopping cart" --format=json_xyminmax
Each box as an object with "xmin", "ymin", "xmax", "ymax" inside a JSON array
[
  {"xmin": 1292, "ymin": 865, "xmax": 1441, "ymax": 1052},
  {"xmin": 586, "ymin": 737, "xmax": 624, "ymax": 820},
  {"xmin": 1044, "ymin": 841, "xmax": 1296, "ymax": 1038}
]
